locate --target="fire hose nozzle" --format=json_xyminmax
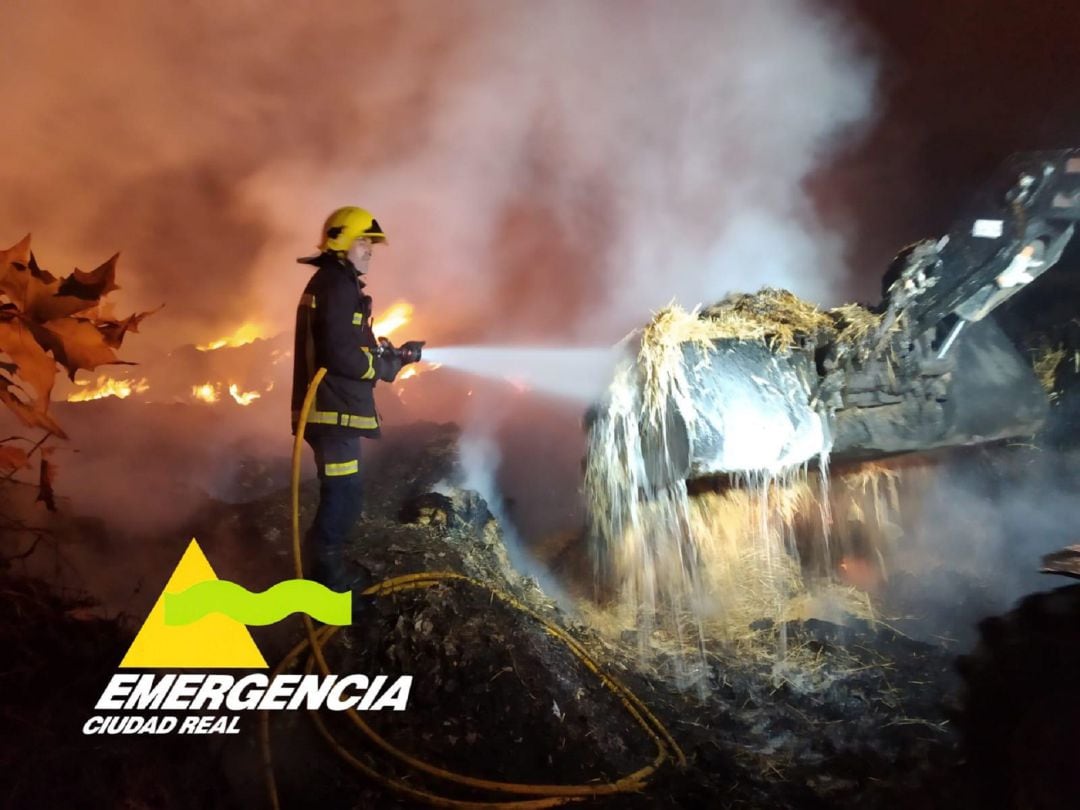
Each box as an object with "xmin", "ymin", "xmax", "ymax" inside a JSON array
[
  {"xmin": 399, "ymin": 340, "xmax": 425, "ymax": 364},
  {"xmin": 375, "ymin": 337, "xmax": 425, "ymax": 365}
]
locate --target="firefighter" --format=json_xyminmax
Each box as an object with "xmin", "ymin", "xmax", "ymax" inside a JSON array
[{"xmin": 291, "ymin": 206, "xmax": 423, "ymax": 591}]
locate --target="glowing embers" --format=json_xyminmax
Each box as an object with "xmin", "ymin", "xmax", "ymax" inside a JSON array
[
  {"xmin": 68, "ymin": 375, "xmax": 149, "ymax": 402},
  {"xmin": 196, "ymin": 323, "xmax": 263, "ymax": 352}
]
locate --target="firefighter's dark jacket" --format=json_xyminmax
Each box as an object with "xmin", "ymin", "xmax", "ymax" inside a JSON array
[{"xmin": 291, "ymin": 252, "xmax": 402, "ymax": 438}]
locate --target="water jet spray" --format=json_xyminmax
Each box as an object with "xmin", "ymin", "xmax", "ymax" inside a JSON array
[{"xmin": 422, "ymin": 346, "xmax": 620, "ymax": 403}]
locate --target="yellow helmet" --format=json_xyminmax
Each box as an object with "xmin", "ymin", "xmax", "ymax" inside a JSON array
[{"xmin": 320, "ymin": 206, "xmax": 387, "ymax": 252}]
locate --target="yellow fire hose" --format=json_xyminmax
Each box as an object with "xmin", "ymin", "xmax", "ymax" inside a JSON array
[{"xmin": 259, "ymin": 367, "xmax": 686, "ymax": 808}]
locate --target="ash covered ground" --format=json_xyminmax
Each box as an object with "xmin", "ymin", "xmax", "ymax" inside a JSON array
[
  {"xmin": 12, "ymin": 421, "xmax": 1073, "ymax": 810},
  {"xmin": 7, "ymin": 274, "xmax": 1080, "ymax": 808}
]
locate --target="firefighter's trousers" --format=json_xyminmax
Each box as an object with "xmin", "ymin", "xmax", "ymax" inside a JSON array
[{"xmin": 305, "ymin": 432, "xmax": 363, "ymax": 591}]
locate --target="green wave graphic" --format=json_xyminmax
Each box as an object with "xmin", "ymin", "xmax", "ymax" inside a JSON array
[{"xmin": 163, "ymin": 580, "xmax": 352, "ymax": 627}]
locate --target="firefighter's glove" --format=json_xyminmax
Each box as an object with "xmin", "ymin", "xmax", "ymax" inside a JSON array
[
  {"xmin": 399, "ymin": 340, "xmax": 425, "ymax": 365},
  {"xmin": 375, "ymin": 337, "xmax": 396, "ymax": 358}
]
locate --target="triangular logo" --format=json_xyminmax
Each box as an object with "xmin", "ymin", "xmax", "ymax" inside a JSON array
[{"xmin": 120, "ymin": 539, "xmax": 267, "ymax": 669}]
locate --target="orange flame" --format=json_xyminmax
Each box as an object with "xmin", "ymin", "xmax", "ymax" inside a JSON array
[
  {"xmin": 196, "ymin": 323, "xmax": 263, "ymax": 351},
  {"xmin": 228, "ymin": 383, "xmax": 261, "ymax": 406},
  {"xmin": 372, "ymin": 301, "xmax": 414, "ymax": 339},
  {"xmin": 67, "ymin": 376, "xmax": 149, "ymax": 402},
  {"xmin": 192, "ymin": 383, "xmax": 220, "ymax": 403},
  {"xmin": 394, "ymin": 362, "xmax": 441, "ymax": 400},
  {"xmin": 398, "ymin": 361, "xmax": 440, "ymax": 382}
]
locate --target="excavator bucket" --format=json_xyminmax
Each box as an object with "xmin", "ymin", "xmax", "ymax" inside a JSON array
[{"xmin": 589, "ymin": 149, "xmax": 1080, "ymax": 492}]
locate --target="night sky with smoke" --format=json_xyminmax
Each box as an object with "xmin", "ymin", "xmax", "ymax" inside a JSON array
[
  {"xmin": 2, "ymin": 0, "xmax": 875, "ymax": 352},
  {"xmin": 5, "ymin": 1, "xmax": 1078, "ymax": 346},
  {"xmin": 4, "ymin": 1, "xmax": 1080, "ymax": 609}
]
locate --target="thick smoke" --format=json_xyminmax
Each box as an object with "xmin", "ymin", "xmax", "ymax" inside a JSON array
[
  {"xmin": 454, "ymin": 431, "xmax": 571, "ymax": 607},
  {"xmin": 1, "ymin": 0, "xmax": 875, "ymax": 353},
  {"xmin": 883, "ymin": 449, "xmax": 1080, "ymax": 645},
  {"xmin": 0, "ymin": 2, "xmax": 878, "ymax": 588},
  {"xmin": 249, "ymin": 1, "xmax": 877, "ymax": 344}
]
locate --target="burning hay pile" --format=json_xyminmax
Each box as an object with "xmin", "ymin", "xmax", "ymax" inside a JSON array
[
  {"xmin": 2, "ymin": 420, "xmax": 985, "ymax": 808},
  {"xmin": 584, "ymin": 290, "xmax": 893, "ymax": 664},
  {"xmin": 242, "ymin": 425, "xmax": 968, "ymax": 809}
]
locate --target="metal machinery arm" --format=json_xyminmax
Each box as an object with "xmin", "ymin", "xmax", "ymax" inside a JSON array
[{"xmin": 596, "ymin": 150, "xmax": 1080, "ymax": 487}]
